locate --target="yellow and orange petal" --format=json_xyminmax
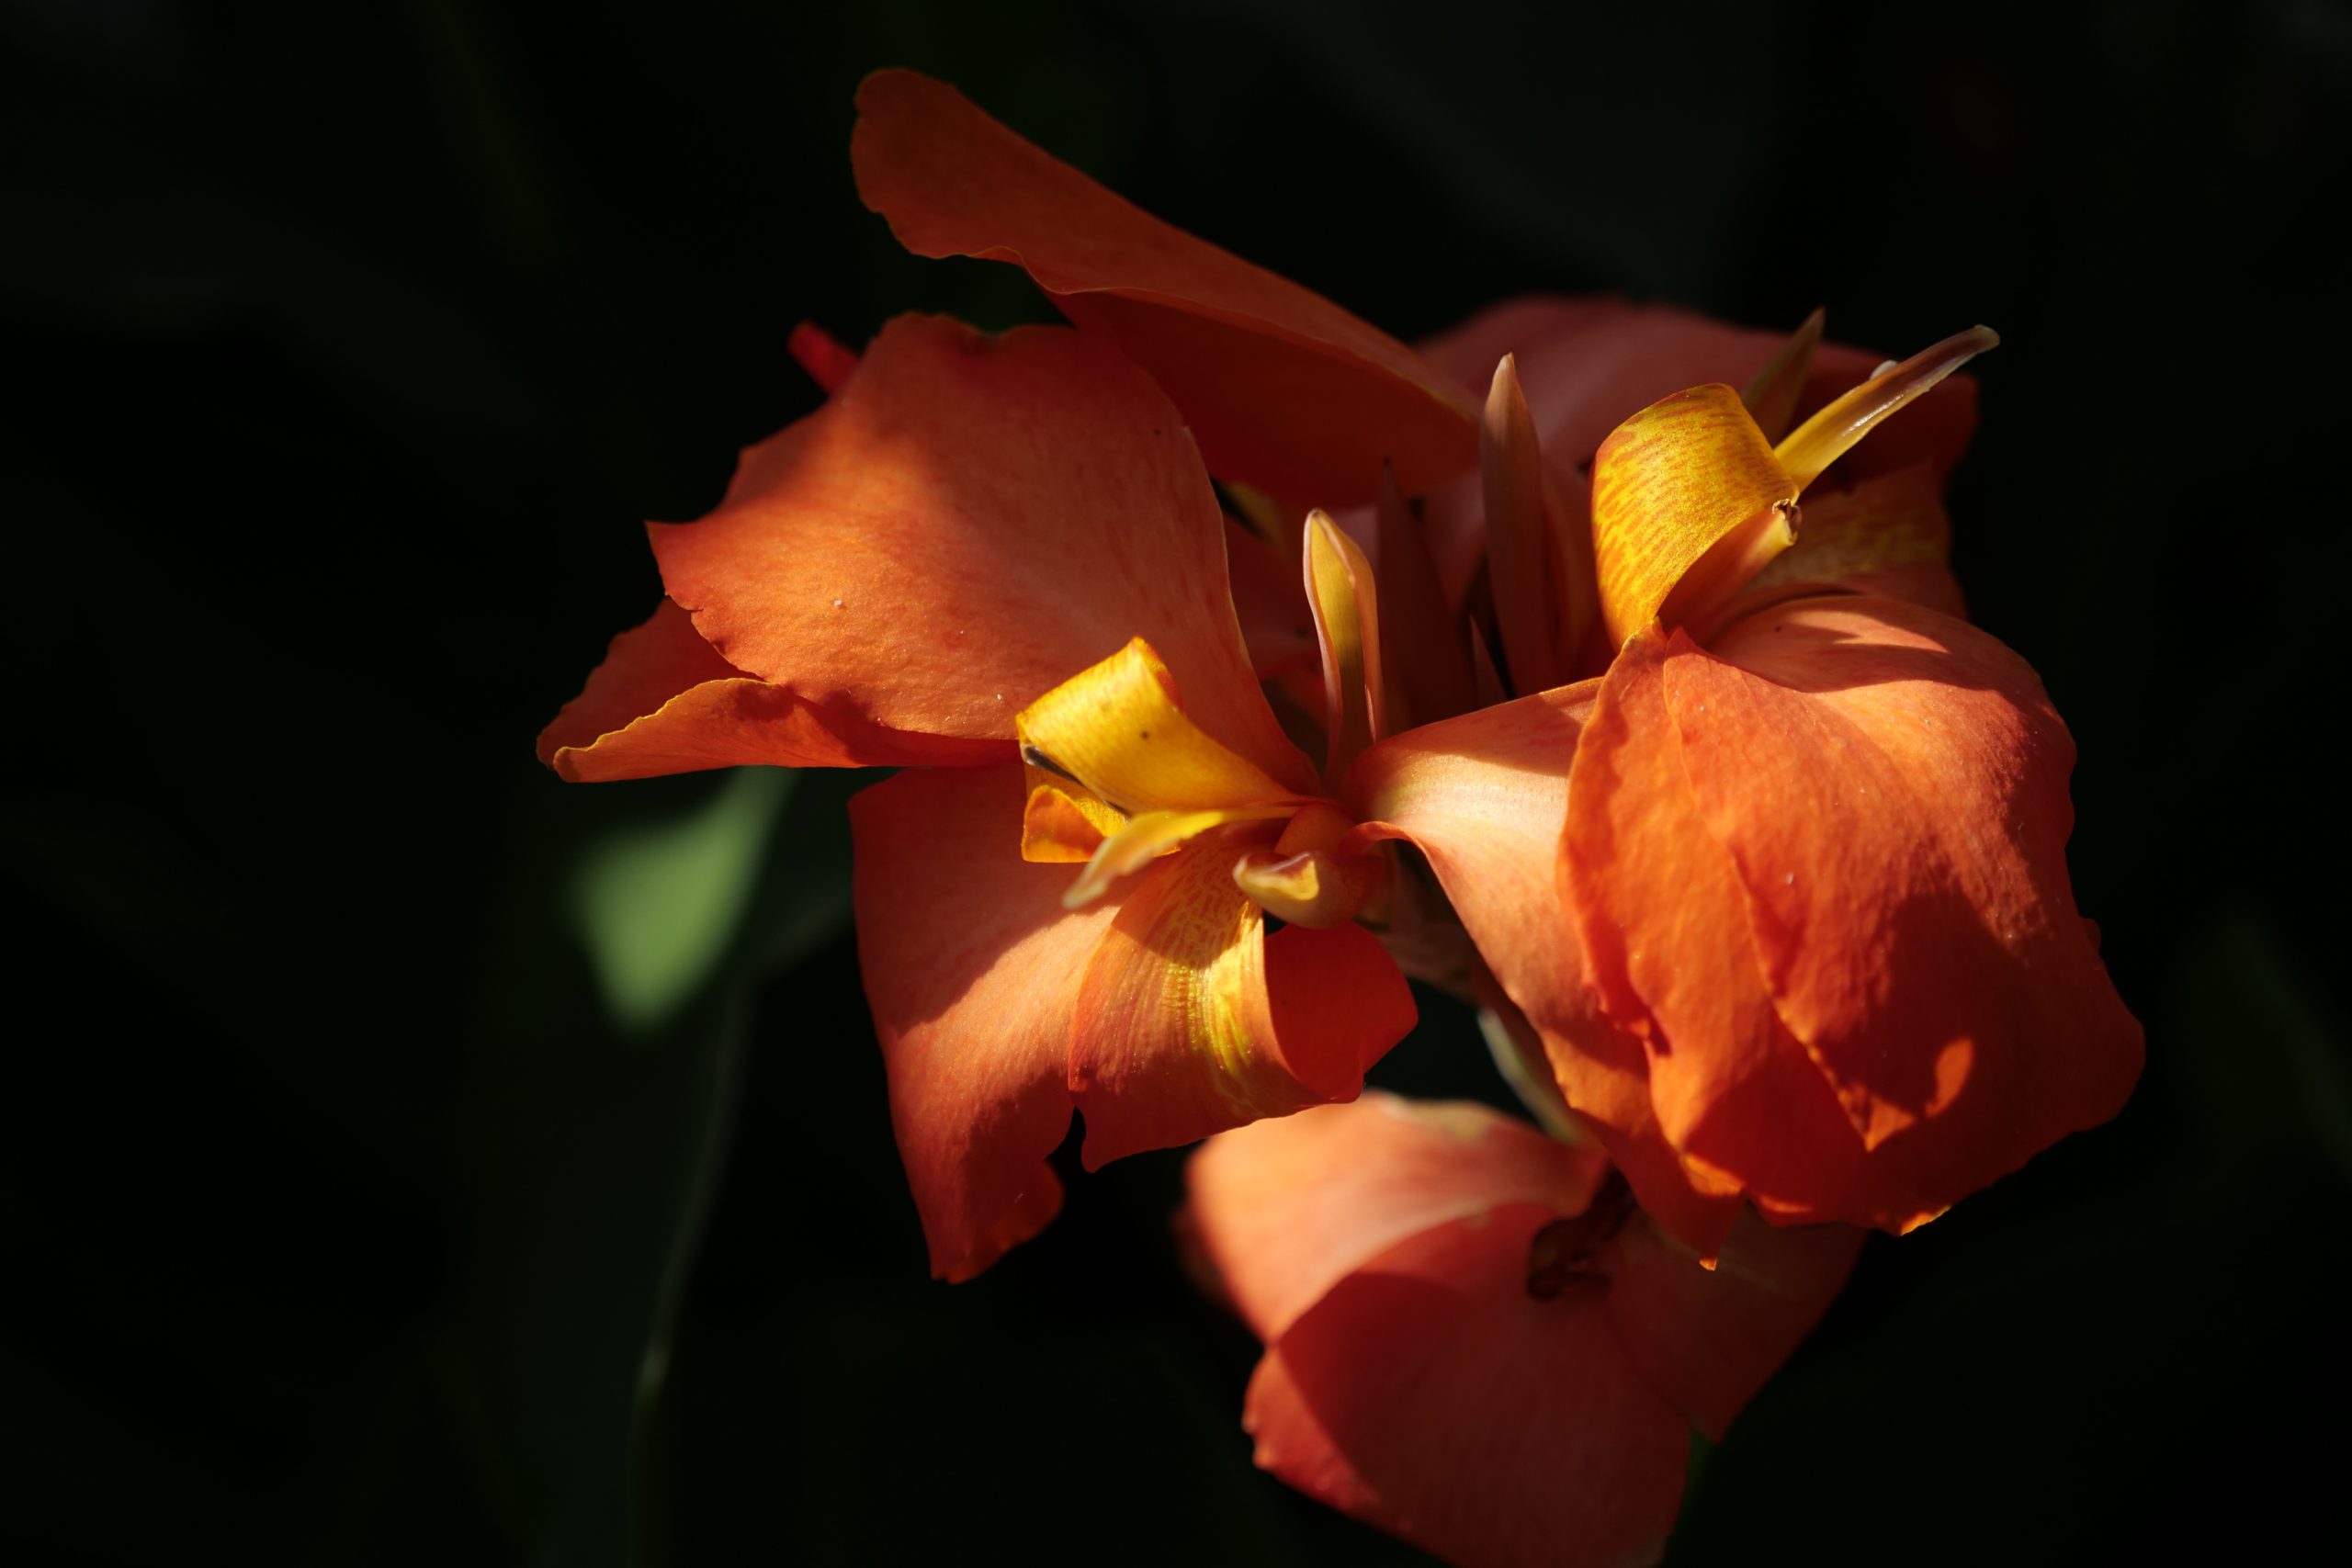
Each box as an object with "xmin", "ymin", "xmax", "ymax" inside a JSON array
[
  {"xmin": 851, "ymin": 69, "xmax": 1478, "ymax": 507},
  {"xmin": 1070, "ymin": 842, "xmax": 1413, "ymax": 1168}
]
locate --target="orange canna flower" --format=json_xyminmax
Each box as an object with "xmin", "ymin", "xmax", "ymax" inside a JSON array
[
  {"xmin": 1184, "ymin": 1094, "xmax": 1861, "ymax": 1568},
  {"xmin": 540, "ymin": 65, "xmax": 2138, "ymax": 1287}
]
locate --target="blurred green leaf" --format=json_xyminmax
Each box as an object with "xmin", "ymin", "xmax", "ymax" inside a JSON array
[{"xmin": 573, "ymin": 767, "xmax": 793, "ymax": 1036}]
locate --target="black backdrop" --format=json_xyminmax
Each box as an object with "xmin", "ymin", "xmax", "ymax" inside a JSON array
[{"xmin": 6, "ymin": 2, "xmax": 2347, "ymax": 1563}]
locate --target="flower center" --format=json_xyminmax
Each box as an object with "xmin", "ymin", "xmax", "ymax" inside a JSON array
[{"xmin": 1013, "ymin": 637, "xmax": 1388, "ymax": 925}]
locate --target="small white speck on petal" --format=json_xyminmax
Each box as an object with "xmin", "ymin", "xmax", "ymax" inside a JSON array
[
  {"xmin": 831, "ymin": 597, "xmax": 843, "ymax": 609},
  {"xmin": 1784, "ymin": 872, "xmax": 1795, "ymax": 886}
]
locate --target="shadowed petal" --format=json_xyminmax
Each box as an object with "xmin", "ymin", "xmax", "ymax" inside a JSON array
[
  {"xmin": 852, "ymin": 69, "xmax": 1478, "ymax": 506},
  {"xmin": 1732, "ymin": 461, "xmax": 1966, "ymax": 620},
  {"xmin": 650, "ymin": 313, "xmax": 1306, "ymax": 787},
  {"xmin": 1600, "ymin": 1210, "xmax": 1863, "ymax": 1441},
  {"xmin": 1244, "ymin": 1206, "xmax": 1689, "ymax": 1568},
  {"xmin": 850, "ymin": 763, "xmax": 1108, "ymax": 1280},
  {"xmin": 1186, "ymin": 1093, "xmax": 1608, "ymax": 1342}
]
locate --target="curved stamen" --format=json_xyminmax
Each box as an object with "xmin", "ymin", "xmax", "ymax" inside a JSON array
[
  {"xmin": 1740, "ymin": 306, "xmax": 1826, "ymax": 443},
  {"xmin": 1775, "ymin": 326, "xmax": 1998, "ymax": 491}
]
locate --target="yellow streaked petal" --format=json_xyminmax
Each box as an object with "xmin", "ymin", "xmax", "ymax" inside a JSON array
[
  {"xmin": 1065, "ymin": 804, "xmax": 1292, "ymax": 908},
  {"xmin": 1739, "ymin": 306, "xmax": 1826, "ymax": 443},
  {"xmin": 1589, "ymin": 384, "xmax": 1799, "ymax": 649},
  {"xmin": 1016, "ymin": 637, "xmax": 1299, "ymax": 816},
  {"xmin": 1304, "ymin": 510, "xmax": 1385, "ymax": 782},
  {"xmin": 1774, "ymin": 326, "xmax": 1998, "ymax": 491}
]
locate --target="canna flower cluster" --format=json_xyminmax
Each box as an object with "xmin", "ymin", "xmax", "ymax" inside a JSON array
[{"xmin": 539, "ymin": 69, "xmax": 2142, "ymax": 1568}]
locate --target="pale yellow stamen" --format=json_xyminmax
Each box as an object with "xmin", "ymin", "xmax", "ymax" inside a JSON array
[
  {"xmin": 1063, "ymin": 805, "xmax": 1291, "ymax": 909},
  {"xmin": 1775, "ymin": 325, "xmax": 1998, "ymax": 491}
]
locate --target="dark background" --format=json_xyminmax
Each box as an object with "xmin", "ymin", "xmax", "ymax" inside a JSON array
[{"xmin": 6, "ymin": 1, "xmax": 2346, "ymax": 1563}]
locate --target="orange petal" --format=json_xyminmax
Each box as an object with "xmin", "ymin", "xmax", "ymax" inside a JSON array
[
  {"xmin": 1243, "ymin": 1206, "xmax": 1690, "ymax": 1568},
  {"xmin": 538, "ymin": 600, "xmax": 1002, "ymax": 780},
  {"xmin": 1664, "ymin": 598, "xmax": 2143, "ymax": 1211},
  {"xmin": 649, "ymin": 313, "xmax": 1306, "ymax": 789},
  {"xmin": 851, "ymin": 69, "xmax": 1477, "ymax": 506},
  {"xmin": 849, "ymin": 763, "xmax": 1105, "ymax": 1280},
  {"xmin": 1728, "ymin": 460, "xmax": 1966, "ymax": 620},
  {"xmin": 1589, "ymin": 384, "xmax": 1798, "ymax": 649},
  {"xmin": 1348, "ymin": 685, "xmax": 1744, "ymax": 1253},
  {"xmin": 1346, "ymin": 683, "xmax": 1597, "ymax": 1023},
  {"xmin": 1565, "ymin": 628, "xmax": 1909, "ymax": 1233},
  {"xmin": 1185, "ymin": 1094, "xmax": 1607, "ymax": 1342},
  {"xmin": 1069, "ymin": 844, "xmax": 1413, "ymax": 1168},
  {"xmin": 1600, "ymin": 1210, "xmax": 1863, "ymax": 1440}
]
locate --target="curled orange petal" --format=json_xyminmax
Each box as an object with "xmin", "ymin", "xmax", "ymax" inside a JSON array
[
  {"xmin": 852, "ymin": 69, "xmax": 1477, "ymax": 505},
  {"xmin": 647, "ymin": 313, "xmax": 1306, "ymax": 788},
  {"xmin": 538, "ymin": 599, "xmax": 1002, "ymax": 780}
]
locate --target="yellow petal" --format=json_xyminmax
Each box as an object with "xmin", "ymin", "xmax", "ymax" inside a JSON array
[
  {"xmin": 1589, "ymin": 384, "xmax": 1799, "ymax": 649},
  {"xmin": 1304, "ymin": 511, "xmax": 1385, "ymax": 781},
  {"xmin": 1016, "ymin": 637, "xmax": 1301, "ymax": 816}
]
